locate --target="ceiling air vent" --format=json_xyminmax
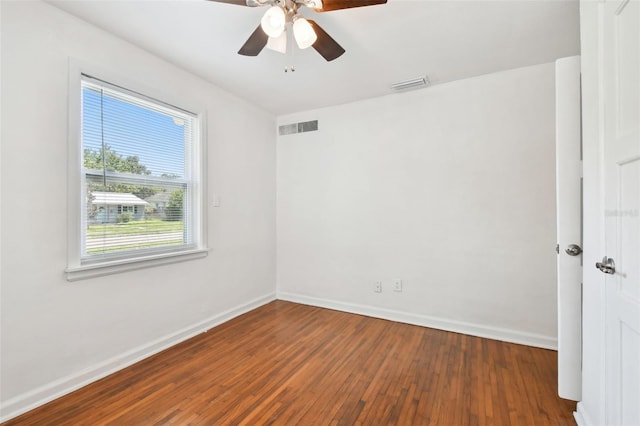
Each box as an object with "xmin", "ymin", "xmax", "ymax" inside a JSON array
[
  {"xmin": 279, "ymin": 120, "xmax": 318, "ymax": 136},
  {"xmin": 391, "ymin": 76, "xmax": 429, "ymax": 92}
]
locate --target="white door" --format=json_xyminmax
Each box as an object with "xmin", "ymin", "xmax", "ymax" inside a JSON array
[
  {"xmin": 600, "ymin": 0, "xmax": 640, "ymax": 424},
  {"xmin": 555, "ymin": 55, "xmax": 582, "ymax": 402}
]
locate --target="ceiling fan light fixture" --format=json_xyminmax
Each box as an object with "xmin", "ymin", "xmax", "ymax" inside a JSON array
[
  {"xmin": 292, "ymin": 15, "xmax": 317, "ymax": 49},
  {"xmin": 261, "ymin": 6, "xmax": 286, "ymax": 38}
]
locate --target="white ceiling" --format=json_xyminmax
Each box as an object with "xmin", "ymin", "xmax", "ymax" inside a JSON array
[{"xmin": 48, "ymin": 0, "xmax": 580, "ymax": 115}]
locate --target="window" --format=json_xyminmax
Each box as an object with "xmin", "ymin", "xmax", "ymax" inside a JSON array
[
  {"xmin": 118, "ymin": 205, "xmax": 134, "ymax": 214},
  {"xmin": 66, "ymin": 73, "xmax": 207, "ymax": 280}
]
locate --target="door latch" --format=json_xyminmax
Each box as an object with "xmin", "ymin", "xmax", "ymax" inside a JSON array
[
  {"xmin": 565, "ymin": 244, "xmax": 583, "ymax": 256},
  {"xmin": 595, "ymin": 256, "xmax": 616, "ymax": 275}
]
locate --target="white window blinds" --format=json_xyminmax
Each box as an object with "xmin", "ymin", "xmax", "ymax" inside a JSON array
[{"xmin": 80, "ymin": 75, "xmax": 200, "ymax": 264}]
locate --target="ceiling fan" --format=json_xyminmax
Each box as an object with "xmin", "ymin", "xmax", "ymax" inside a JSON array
[{"xmin": 208, "ymin": 0, "xmax": 387, "ymax": 62}]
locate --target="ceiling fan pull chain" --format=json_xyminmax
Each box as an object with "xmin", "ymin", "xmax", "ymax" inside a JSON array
[
  {"xmin": 290, "ymin": 34, "xmax": 296, "ymax": 72},
  {"xmin": 284, "ymin": 26, "xmax": 296, "ymax": 73}
]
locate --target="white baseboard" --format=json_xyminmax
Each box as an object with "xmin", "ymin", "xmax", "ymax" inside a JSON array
[
  {"xmin": 277, "ymin": 291, "xmax": 558, "ymax": 350},
  {"xmin": 0, "ymin": 293, "xmax": 276, "ymax": 423},
  {"xmin": 574, "ymin": 402, "xmax": 592, "ymax": 426}
]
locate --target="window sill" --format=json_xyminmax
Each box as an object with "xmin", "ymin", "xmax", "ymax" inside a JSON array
[{"xmin": 65, "ymin": 248, "xmax": 209, "ymax": 282}]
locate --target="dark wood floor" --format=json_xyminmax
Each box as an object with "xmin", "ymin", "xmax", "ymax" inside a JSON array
[{"xmin": 4, "ymin": 301, "xmax": 575, "ymax": 425}]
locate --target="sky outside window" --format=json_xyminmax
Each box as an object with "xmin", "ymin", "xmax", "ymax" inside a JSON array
[{"xmin": 82, "ymin": 87, "xmax": 188, "ymax": 177}]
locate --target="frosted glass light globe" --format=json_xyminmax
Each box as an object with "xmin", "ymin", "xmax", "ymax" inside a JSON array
[
  {"xmin": 261, "ymin": 6, "xmax": 286, "ymax": 38},
  {"xmin": 293, "ymin": 16, "xmax": 317, "ymax": 49}
]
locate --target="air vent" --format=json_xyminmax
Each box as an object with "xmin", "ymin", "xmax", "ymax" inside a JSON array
[
  {"xmin": 298, "ymin": 120, "xmax": 318, "ymax": 133},
  {"xmin": 391, "ymin": 76, "xmax": 429, "ymax": 92},
  {"xmin": 279, "ymin": 120, "xmax": 318, "ymax": 136},
  {"xmin": 279, "ymin": 123, "xmax": 298, "ymax": 135}
]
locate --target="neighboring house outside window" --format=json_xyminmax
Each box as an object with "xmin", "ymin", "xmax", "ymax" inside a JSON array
[
  {"xmin": 144, "ymin": 191, "xmax": 173, "ymax": 219},
  {"xmin": 91, "ymin": 192, "xmax": 148, "ymax": 223}
]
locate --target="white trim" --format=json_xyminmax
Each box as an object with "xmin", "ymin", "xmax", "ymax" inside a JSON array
[
  {"xmin": 574, "ymin": 402, "xmax": 593, "ymax": 426},
  {"xmin": 67, "ymin": 58, "xmax": 83, "ymax": 273},
  {"xmin": 277, "ymin": 292, "xmax": 558, "ymax": 350},
  {"xmin": 0, "ymin": 293, "xmax": 276, "ymax": 423},
  {"xmin": 65, "ymin": 248, "xmax": 210, "ymax": 281}
]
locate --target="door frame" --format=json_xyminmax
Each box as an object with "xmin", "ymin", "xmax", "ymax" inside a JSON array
[{"xmin": 575, "ymin": 1, "xmax": 608, "ymax": 424}]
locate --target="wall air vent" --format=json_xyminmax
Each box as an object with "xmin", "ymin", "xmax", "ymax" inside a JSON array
[
  {"xmin": 279, "ymin": 120, "xmax": 318, "ymax": 136},
  {"xmin": 391, "ymin": 76, "xmax": 429, "ymax": 92}
]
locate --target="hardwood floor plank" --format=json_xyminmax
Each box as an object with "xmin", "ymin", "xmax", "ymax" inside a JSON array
[{"xmin": 3, "ymin": 301, "xmax": 575, "ymax": 425}]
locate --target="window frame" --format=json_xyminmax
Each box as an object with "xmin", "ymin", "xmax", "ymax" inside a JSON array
[{"xmin": 66, "ymin": 61, "xmax": 208, "ymax": 281}]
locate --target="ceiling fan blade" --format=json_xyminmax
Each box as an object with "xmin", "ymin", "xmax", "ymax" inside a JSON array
[
  {"xmin": 238, "ymin": 25, "xmax": 269, "ymax": 56},
  {"xmin": 314, "ymin": 0, "xmax": 387, "ymax": 12},
  {"xmin": 207, "ymin": 0, "xmax": 249, "ymax": 5},
  {"xmin": 308, "ymin": 20, "xmax": 345, "ymax": 61}
]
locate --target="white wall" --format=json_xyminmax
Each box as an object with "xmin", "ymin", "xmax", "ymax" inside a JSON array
[
  {"xmin": 277, "ymin": 63, "xmax": 558, "ymax": 348},
  {"xmin": 0, "ymin": 1, "xmax": 276, "ymax": 419}
]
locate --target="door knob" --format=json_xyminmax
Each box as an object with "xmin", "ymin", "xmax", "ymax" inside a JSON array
[
  {"xmin": 565, "ymin": 244, "xmax": 583, "ymax": 256},
  {"xmin": 595, "ymin": 256, "xmax": 616, "ymax": 274}
]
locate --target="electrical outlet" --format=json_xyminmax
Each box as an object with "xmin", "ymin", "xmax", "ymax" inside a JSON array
[
  {"xmin": 393, "ymin": 279, "xmax": 402, "ymax": 292},
  {"xmin": 374, "ymin": 281, "xmax": 382, "ymax": 293}
]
